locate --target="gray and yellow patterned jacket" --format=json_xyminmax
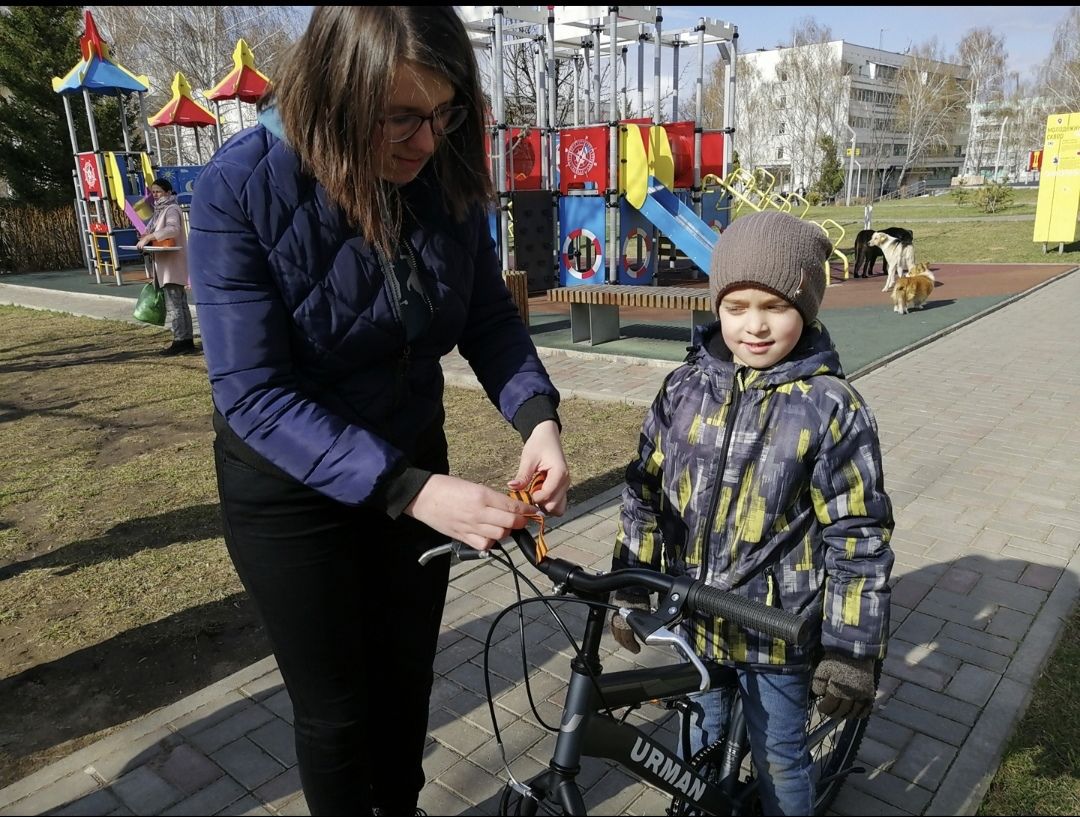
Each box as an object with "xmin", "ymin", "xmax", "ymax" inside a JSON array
[{"xmin": 614, "ymin": 321, "xmax": 894, "ymax": 670}]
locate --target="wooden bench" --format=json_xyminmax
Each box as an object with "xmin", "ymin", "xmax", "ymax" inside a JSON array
[{"xmin": 547, "ymin": 284, "xmax": 715, "ymax": 345}]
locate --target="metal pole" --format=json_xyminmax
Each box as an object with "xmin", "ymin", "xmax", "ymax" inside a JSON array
[
  {"xmin": 994, "ymin": 116, "xmax": 1009, "ymax": 180},
  {"xmin": 637, "ymin": 24, "xmax": 645, "ymax": 118},
  {"xmin": 584, "ymin": 40, "xmax": 593, "ymax": 122},
  {"xmin": 621, "ymin": 46, "xmax": 628, "ymax": 118},
  {"xmin": 173, "ymin": 124, "xmax": 182, "ymax": 164},
  {"xmin": 62, "ymin": 94, "xmax": 80, "ymax": 154},
  {"xmin": 845, "ymin": 123, "xmax": 856, "ymax": 206},
  {"xmin": 137, "ymin": 92, "xmax": 152, "ymax": 160},
  {"xmin": 652, "ymin": 9, "xmax": 662, "ymax": 123},
  {"xmin": 493, "ymin": 9, "xmax": 510, "ymax": 271},
  {"xmin": 608, "ymin": 7, "xmax": 619, "ymax": 284},
  {"xmin": 671, "ymin": 39, "xmax": 680, "ymax": 121},
  {"xmin": 536, "ymin": 42, "xmax": 547, "ymax": 189},
  {"xmin": 547, "ymin": 7, "xmax": 559, "ymax": 292},
  {"xmin": 118, "ymin": 92, "xmax": 132, "ymax": 152},
  {"xmin": 573, "ymin": 55, "xmax": 580, "ymax": 126},
  {"xmin": 694, "ymin": 19, "xmax": 705, "ymax": 219},
  {"xmin": 723, "ymin": 31, "xmax": 738, "ymax": 178},
  {"xmin": 594, "ymin": 23, "xmax": 602, "ymax": 125}
]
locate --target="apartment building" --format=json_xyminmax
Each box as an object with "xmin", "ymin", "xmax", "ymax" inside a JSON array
[{"xmin": 739, "ymin": 41, "xmax": 970, "ymax": 197}]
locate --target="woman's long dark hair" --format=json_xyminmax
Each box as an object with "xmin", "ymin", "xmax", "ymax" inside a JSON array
[{"xmin": 272, "ymin": 7, "xmax": 493, "ymax": 253}]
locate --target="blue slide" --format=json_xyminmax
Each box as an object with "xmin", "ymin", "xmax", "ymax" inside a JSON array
[{"xmin": 633, "ymin": 177, "xmax": 718, "ymax": 273}]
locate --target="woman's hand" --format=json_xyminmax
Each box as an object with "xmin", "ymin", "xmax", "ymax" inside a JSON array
[
  {"xmin": 404, "ymin": 473, "xmax": 538, "ymax": 552},
  {"xmin": 508, "ymin": 420, "xmax": 569, "ymax": 517}
]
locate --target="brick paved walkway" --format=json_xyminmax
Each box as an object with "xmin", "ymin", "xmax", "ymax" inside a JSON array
[{"xmin": 1, "ymin": 269, "xmax": 1078, "ymax": 815}]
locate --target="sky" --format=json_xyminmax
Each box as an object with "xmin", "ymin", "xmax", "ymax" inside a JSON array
[{"xmin": 660, "ymin": 6, "xmax": 1067, "ymax": 84}]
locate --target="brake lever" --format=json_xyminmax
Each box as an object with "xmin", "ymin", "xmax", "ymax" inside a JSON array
[
  {"xmin": 642, "ymin": 624, "xmax": 712, "ymax": 692},
  {"xmin": 418, "ymin": 540, "xmax": 494, "ymax": 566}
]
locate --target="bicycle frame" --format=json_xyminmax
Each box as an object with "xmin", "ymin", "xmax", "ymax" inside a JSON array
[{"xmin": 512, "ymin": 596, "xmax": 754, "ymax": 816}]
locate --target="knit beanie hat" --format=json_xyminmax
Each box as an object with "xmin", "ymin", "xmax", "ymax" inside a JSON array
[{"xmin": 709, "ymin": 210, "xmax": 832, "ymax": 324}]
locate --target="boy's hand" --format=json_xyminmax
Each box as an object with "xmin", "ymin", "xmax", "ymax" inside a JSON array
[
  {"xmin": 812, "ymin": 652, "xmax": 876, "ymax": 719},
  {"xmin": 609, "ymin": 592, "xmax": 651, "ymax": 654}
]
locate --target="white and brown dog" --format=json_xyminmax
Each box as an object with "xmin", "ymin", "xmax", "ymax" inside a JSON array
[
  {"xmin": 891, "ymin": 262, "xmax": 936, "ymax": 314},
  {"xmin": 868, "ymin": 231, "xmax": 915, "ymax": 292}
]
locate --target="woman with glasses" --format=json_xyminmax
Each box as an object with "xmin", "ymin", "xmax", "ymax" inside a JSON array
[{"xmin": 187, "ymin": 8, "xmax": 569, "ymax": 815}]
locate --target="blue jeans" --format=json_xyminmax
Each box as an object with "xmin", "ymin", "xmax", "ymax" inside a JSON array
[{"xmin": 683, "ymin": 668, "xmax": 813, "ymax": 816}]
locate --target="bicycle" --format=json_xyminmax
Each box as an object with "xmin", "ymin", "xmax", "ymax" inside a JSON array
[{"xmin": 421, "ymin": 529, "xmax": 879, "ymax": 816}]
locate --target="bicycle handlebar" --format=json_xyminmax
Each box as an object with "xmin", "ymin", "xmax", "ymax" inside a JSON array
[{"xmin": 508, "ymin": 529, "xmax": 811, "ymax": 648}]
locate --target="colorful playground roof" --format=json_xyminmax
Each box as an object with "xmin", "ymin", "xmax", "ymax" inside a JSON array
[
  {"xmin": 148, "ymin": 72, "xmax": 218, "ymax": 129},
  {"xmin": 206, "ymin": 39, "xmax": 270, "ymax": 104},
  {"xmin": 52, "ymin": 10, "xmax": 149, "ymax": 96}
]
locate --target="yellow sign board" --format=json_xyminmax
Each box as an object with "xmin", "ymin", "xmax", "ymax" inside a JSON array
[
  {"xmin": 845, "ymin": 148, "xmax": 862, "ymax": 156},
  {"xmin": 1033, "ymin": 112, "xmax": 1080, "ymax": 245}
]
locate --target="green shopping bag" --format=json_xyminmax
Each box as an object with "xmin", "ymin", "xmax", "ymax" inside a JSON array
[{"xmin": 133, "ymin": 282, "xmax": 166, "ymax": 326}]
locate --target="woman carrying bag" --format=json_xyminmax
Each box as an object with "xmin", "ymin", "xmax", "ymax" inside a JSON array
[{"xmin": 136, "ymin": 177, "xmax": 197, "ymax": 355}]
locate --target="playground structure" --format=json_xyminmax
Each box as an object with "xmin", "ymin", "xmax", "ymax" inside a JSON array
[
  {"xmin": 52, "ymin": 11, "xmax": 271, "ymax": 285},
  {"xmin": 205, "ymin": 40, "xmax": 271, "ymax": 159},
  {"xmin": 461, "ymin": 6, "xmax": 849, "ymax": 297},
  {"xmin": 147, "ymin": 72, "xmax": 218, "ymax": 206},
  {"xmin": 461, "ymin": 6, "xmax": 736, "ymax": 294}
]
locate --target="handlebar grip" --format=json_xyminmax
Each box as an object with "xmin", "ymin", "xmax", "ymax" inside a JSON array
[{"xmin": 688, "ymin": 583, "xmax": 811, "ymax": 647}]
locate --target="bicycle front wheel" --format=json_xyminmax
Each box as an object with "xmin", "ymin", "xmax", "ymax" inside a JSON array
[{"xmin": 669, "ymin": 661, "xmax": 881, "ymax": 816}]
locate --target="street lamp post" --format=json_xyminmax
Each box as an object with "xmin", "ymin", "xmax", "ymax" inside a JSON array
[{"xmin": 879, "ymin": 27, "xmax": 887, "ymax": 51}]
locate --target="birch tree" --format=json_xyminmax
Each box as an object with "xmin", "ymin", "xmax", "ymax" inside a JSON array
[
  {"xmin": 770, "ymin": 31, "xmax": 845, "ymax": 190},
  {"xmin": 894, "ymin": 40, "xmax": 968, "ymax": 189},
  {"xmin": 957, "ymin": 28, "xmax": 1007, "ymax": 175},
  {"xmin": 1036, "ymin": 6, "xmax": 1080, "ymax": 113},
  {"xmin": 730, "ymin": 55, "xmax": 773, "ymax": 173}
]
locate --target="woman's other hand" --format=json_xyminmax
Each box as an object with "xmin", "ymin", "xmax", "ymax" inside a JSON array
[
  {"xmin": 508, "ymin": 420, "xmax": 569, "ymax": 517},
  {"xmin": 405, "ymin": 474, "xmax": 538, "ymax": 551}
]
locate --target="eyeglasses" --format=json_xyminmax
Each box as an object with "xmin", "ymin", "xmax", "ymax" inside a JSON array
[{"xmin": 380, "ymin": 105, "xmax": 468, "ymax": 144}]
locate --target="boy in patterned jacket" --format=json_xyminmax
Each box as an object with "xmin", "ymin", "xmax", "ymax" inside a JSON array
[{"xmin": 610, "ymin": 210, "xmax": 894, "ymax": 816}]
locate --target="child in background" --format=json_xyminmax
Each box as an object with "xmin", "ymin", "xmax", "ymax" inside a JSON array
[{"xmin": 610, "ymin": 210, "xmax": 894, "ymax": 816}]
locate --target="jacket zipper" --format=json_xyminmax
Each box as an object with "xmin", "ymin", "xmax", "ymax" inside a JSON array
[
  {"xmin": 376, "ymin": 246, "xmax": 410, "ymax": 408},
  {"xmin": 699, "ymin": 370, "xmax": 744, "ymax": 589},
  {"xmin": 763, "ymin": 565, "xmax": 781, "ymax": 609}
]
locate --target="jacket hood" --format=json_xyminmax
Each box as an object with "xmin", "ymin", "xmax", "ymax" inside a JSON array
[{"xmin": 689, "ymin": 319, "xmax": 845, "ymax": 387}]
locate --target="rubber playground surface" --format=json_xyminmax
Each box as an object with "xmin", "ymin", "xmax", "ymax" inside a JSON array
[
  {"xmin": 526, "ymin": 261, "xmax": 1077, "ymax": 373},
  {"xmin": 6, "ymin": 261, "xmax": 1077, "ymax": 376}
]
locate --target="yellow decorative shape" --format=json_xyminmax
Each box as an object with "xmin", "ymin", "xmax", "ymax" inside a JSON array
[{"xmin": 622, "ymin": 124, "xmax": 649, "ymax": 208}]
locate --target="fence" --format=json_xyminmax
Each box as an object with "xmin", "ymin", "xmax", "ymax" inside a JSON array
[{"xmin": 0, "ymin": 203, "xmax": 84, "ymax": 274}]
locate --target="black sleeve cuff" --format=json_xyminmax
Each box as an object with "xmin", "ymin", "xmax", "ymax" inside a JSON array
[
  {"xmin": 382, "ymin": 465, "xmax": 434, "ymax": 519},
  {"xmin": 511, "ymin": 395, "xmax": 562, "ymax": 443}
]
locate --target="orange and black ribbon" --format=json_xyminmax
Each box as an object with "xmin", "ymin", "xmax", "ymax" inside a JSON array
[{"xmin": 508, "ymin": 472, "xmax": 548, "ymax": 562}]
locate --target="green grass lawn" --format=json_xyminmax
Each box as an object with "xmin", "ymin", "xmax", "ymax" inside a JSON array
[{"xmin": 804, "ymin": 187, "xmax": 1040, "ymax": 224}]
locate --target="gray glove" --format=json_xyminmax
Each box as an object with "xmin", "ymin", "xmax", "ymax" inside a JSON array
[
  {"xmin": 811, "ymin": 652, "xmax": 876, "ymax": 720},
  {"xmin": 609, "ymin": 592, "xmax": 651, "ymax": 654}
]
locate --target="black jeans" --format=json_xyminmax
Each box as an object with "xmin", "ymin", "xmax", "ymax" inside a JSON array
[{"xmin": 213, "ymin": 439, "xmax": 450, "ymax": 815}]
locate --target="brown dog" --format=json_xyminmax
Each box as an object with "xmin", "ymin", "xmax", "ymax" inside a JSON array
[{"xmin": 891, "ymin": 262, "xmax": 935, "ymax": 314}]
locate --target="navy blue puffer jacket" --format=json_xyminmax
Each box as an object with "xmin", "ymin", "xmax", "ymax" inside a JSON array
[{"xmin": 188, "ymin": 122, "xmax": 558, "ymax": 508}]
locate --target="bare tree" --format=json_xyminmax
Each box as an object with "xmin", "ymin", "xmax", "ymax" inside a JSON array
[
  {"xmin": 1037, "ymin": 6, "xmax": 1080, "ymax": 113},
  {"xmin": 957, "ymin": 27, "xmax": 1007, "ymax": 175},
  {"xmin": 894, "ymin": 40, "xmax": 968, "ymax": 189},
  {"xmin": 769, "ymin": 20, "xmax": 845, "ymax": 190},
  {"xmin": 732, "ymin": 56, "xmax": 774, "ymax": 173},
  {"xmin": 90, "ymin": 6, "xmax": 304, "ymax": 161}
]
